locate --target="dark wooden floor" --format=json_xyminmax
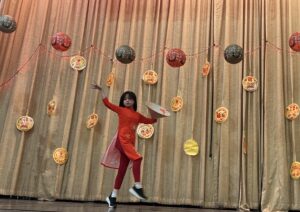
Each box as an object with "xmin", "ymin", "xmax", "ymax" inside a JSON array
[{"xmin": 0, "ymin": 198, "xmax": 238, "ymax": 212}]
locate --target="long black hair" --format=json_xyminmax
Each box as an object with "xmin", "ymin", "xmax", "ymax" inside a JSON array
[{"xmin": 119, "ymin": 91, "xmax": 137, "ymax": 111}]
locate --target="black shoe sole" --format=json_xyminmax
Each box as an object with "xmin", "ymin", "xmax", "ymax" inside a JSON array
[{"xmin": 129, "ymin": 188, "xmax": 147, "ymax": 200}]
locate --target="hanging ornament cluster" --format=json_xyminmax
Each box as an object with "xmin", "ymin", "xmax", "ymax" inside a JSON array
[
  {"xmin": 166, "ymin": 48, "xmax": 186, "ymax": 68},
  {"xmin": 115, "ymin": 45, "xmax": 136, "ymax": 64},
  {"xmin": 0, "ymin": 15, "xmax": 17, "ymax": 33},
  {"xmin": 289, "ymin": 32, "xmax": 300, "ymax": 52},
  {"xmin": 51, "ymin": 32, "xmax": 72, "ymax": 51},
  {"xmin": 224, "ymin": 44, "xmax": 243, "ymax": 64}
]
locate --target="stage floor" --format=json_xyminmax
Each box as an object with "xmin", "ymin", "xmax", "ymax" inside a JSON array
[{"xmin": 0, "ymin": 198, "xmax": 238, "ymax": 212}]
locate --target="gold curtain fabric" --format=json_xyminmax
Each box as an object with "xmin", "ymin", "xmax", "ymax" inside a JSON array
[{"xmin": 0, "ymin": 0, "xmax": 299, "ymax": 211}]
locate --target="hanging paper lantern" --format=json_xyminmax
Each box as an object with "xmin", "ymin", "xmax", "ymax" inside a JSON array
[
  {"xmin": 53, "ymin": 148, "xmax": 68, "ymax": 165},
  {"xmin": 215, "ymin": 107, "xmax": 229, "ymax": 123},
  {"xmin": 242, "ymin": 75, "xmax": 258, "ymax": 92},
  {"xmin": 184, "ymin": 139, "xmax": 199, "ymax": 156},
  {"xmin": 0, "ymin": 15, "xmax": 17, "ymax": 33},
  {"xmin": 289, "ymin": 32, "xmax": 300, "ymax": 52},
  {"xmin": 16, "ymin": 115, "xmax": 34, "ymax": 132},
  {"xmin": 166, "ymin": 48, "xmax": 186, "ymax": 68},
  {"xmin": 137, "ymin": 123, "xmax": 155, "ymax": 139},
  {"xmin": 224, "ymin": 44, "xmax": 243, "ymax": 64},
  {"xmin": 142, "ymin": 70, "xmax": 158, "ymax": 85},
  {"xmin": 290, "ymin": 161, "xmax": 300, "ymax": 180},
  {"xmin": 170, "ymin": 96, "xmax": 183, "ymax": 112},
  {"xmin": 285, "ymin": 103, "xmax": 300, "ymax": 120},
  {"xmin": 86, "ymin": 113, "xmax": 98, "ymax": 129},
  {"xmin": 51, "ymin": 32, "xmax": 72, "ymax": 51},
  {"xmin": 47, "ymin": 100, "xmax": 57, "ymax": 116},
  {"xmin": 70, "ymin": 55, "xmax": 87, "ymax": 71},
  {"xmin": 115, "ymin": 45, "xmax": 135, "ymax": 64}
]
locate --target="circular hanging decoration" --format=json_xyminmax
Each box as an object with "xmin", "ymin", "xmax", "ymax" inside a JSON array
[
  {"xmin": 242, "ymin": 76, "xmax": 258, "ymax": 92},
  {"xmin": 137, "ymin": 123, "xmax": 155, "ymax": 139},
  {"xmin": 171, "ymin": 96, "xmax": 183, "ymax": 112},
  {"xmin": 106, "ymin": 72, "xmax": 115, "ymax": 87},
  {"xmin": 166, "ymin": 48, "xmax": 186, "ymax": 68},
  {"xmin": 290, "ymin": 161, "xmax": 300, "ymax": 180},
  {"xmin": 51, "ymin": 32, "xmax": 72, "ymax": 51},
  {"xmin": 70, "ymin": 55, "xmax": 86, "ymax": 71},
  {"xmin": 202, "ymin": 60, "xmax": 211, "ymax": 77},
  {"xmin": 289, "ymin": 32, "xmax": 300, "ymax": 52},
  {"xmin": 224, "ymin": 44, "xmax": 243, "ymax": 64},
  {"xmin": 285, "ymin": 103, "xmax": 300, "ymax": 120},
  {"xmin": 53, "ymin": 148, "xmax": 68, "ymax": 165},
  {"xmin": 215, "ymin": 107, "xmax": 229, "ymax": 123},
  {"xmin": 142, "ymin": 70, "xmax": 158, "ymax": 85},
  {"xmin": 16, "ymin": 115, "xmax": 34, "ymax": 132},
  {"xmin": 115, "ymin": 45, "xmax": 135, "ymax": 64},
  {"xmin": 183, "ymin": 139, "xmax": 199, "ymax": 156},
  {"xmin": 0, "ymin": 15, "xmax": 17, "ymax": 33},
  {"xmin": 47, "ymin": 100, "xmax": 57, "ymax": 116},
  {"xmin": 86, "ymin": 113, "xmax": 98, "ymax": 129}
]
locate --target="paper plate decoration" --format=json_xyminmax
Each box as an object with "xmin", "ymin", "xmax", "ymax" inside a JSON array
[
  {"xmin": 285, "ymin": 103, "xmax": 300, "ymax": 120},
  {"xmin": 51, "ymin": 32, "xmax": 72, "ymax": 51},
  {"xmin": 16, "ymin": 116, "xmax": 34, "ymax": 132},
  {"xmin": 70, "ymin": 55, "xmax": 86, "ymax": 71},
  {"xmin": 146, "ymin": 102, "xmax": 170, "ymax": 119},
  {"xmin": 137, "ymin": 123, "xmax": 155, "ymax": 139},
  {"xmin": 184, "ymin": 139, "xmax": 199, "ymax": 156},
  {"xmin": 171, "ymin": 96, "xmax": 183, "ymax": 112},
  {"xmin": 166, "ymin": 48, "xmax": 186, "ymax": 68},
  {"xmin": 53, "ymin": 148, "xmax": 68, "ymax": 165},
  {"xmin": 86, "ymin": 113, "xmax": 98, "ymax": 129},
  {"xmin": 224, "ymin": 44, "xmax": 243, "ymax": 64},
  {"xmin": 47, "ymin": 100, "xmax": 56, "ymax": 116},
  {"xmin": 115, "ymin": 45, "xmax": 135, "ymax": 64},
  {"xmin": 290, "ymin": 161, "xmax": 300, "ymax": 180},
  {"xmin": 0, "ymin": 15, "xmax": 17, "ymax": 33},
  {"xmin": 202, "ymin": 60, "xmax": 211, "ymax": 77},
  {"xmin": 289, "ymin": 32, "xmax": 300, "ymax": 52},
  {"xmin": 142, "ymin": 70, "xmax": 158, "ymax": 85},
  {"xmin": 106, "ymin": 72, "xmax": 115, "ymax": 87},
  {"xmin": 215, "ymin": 107, "xmax": 229, "ymax": 123},
  {"xmin": 242, "ymin": 76, "xmax": 258, "ymax": 92}
]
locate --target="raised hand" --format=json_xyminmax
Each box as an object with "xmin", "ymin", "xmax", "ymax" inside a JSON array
[{"xmin": 91, "ymin": 83, "xmax": 102, "ymax": 91}]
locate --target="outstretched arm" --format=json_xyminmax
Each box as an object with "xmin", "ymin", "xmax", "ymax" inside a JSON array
[{"xmin": 91, "ymin": 83, "xmax": 106, "ymax": 99}]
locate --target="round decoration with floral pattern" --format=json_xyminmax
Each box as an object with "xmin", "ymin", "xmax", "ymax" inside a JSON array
[
  {"xmin": 290, "ymin": 161, "xmax": 300, "ymax": 180},
  {"xmin": 106, "ymin": 72, "xmax": 115, "ymax": 87},
  {"xmin": 70, "ymin": 55, "xmax": 86, "ymax": 71},
  {"xmin": 171, "ymin": 96, "xmax": 183, "ymax": 112},
  {"xmin": 51, "ymin": 32, "xmax": 72, "ymax": 51},
  {"xmin": 16, "ymin": 115, "xmax": 34, "ymax": 132},
  {"xmin": 289, "ymin": 32, "xmax": 300, "ymax": 52},
  {"xmin": 137, "ymin": 123, "xmax": 155, "ymax": 139},
  {"xmin": 86, "ymin": 113, "xmax": 98, "ymax": 129},
  {"xmin": 142, "ymin": 70, "xmax": 158, "ymax": 85},
  {"xmin": 166, "ymin": 48, "xmax": 186, "ymax": 68},
  {"xmin": 53, "ymin": 148, "xmax": 68, "ymax": 165},
  {"xmin": 285, "ymin": 103, "xmax": 300, "ymax": 120},
  {"xmin": 242, "ymin": 75, "xmax": 258, "ymax": 92},
  {"xmin": 184, "ymin": 139, "xmax": 199, "ymax": 156},
  {"xmin": 215, "ymin": 107, "xmax": 229, "ymax": 123},
  {"xmin": 0, "ymin": 15, "xmax": 17, "ymax": 33},
  {"xmin": 47, "ymin": 100, "xmax": 56, "ymax": 116}
]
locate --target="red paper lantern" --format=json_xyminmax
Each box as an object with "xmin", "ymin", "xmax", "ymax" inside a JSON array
[
  {"xmin": 166, "ymin": 48, "xmax": 186, "ymax": 68},
  {"xmin": 51, "ymin": 32, "xmax": 72, "ymax": 51},
  {"xmin": 289, "ymin": 32, "xmax": 300, "ymax": 52}
]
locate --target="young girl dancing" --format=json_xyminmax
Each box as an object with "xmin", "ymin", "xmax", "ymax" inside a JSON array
[{"xmin": 91, "ymin": 83, "xmax": 157, "ymax": 208}]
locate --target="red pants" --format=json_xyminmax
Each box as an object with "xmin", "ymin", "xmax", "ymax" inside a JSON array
[{"xmin": 114, "ymin": 139, "xmax": 142, "ymax": 189}]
